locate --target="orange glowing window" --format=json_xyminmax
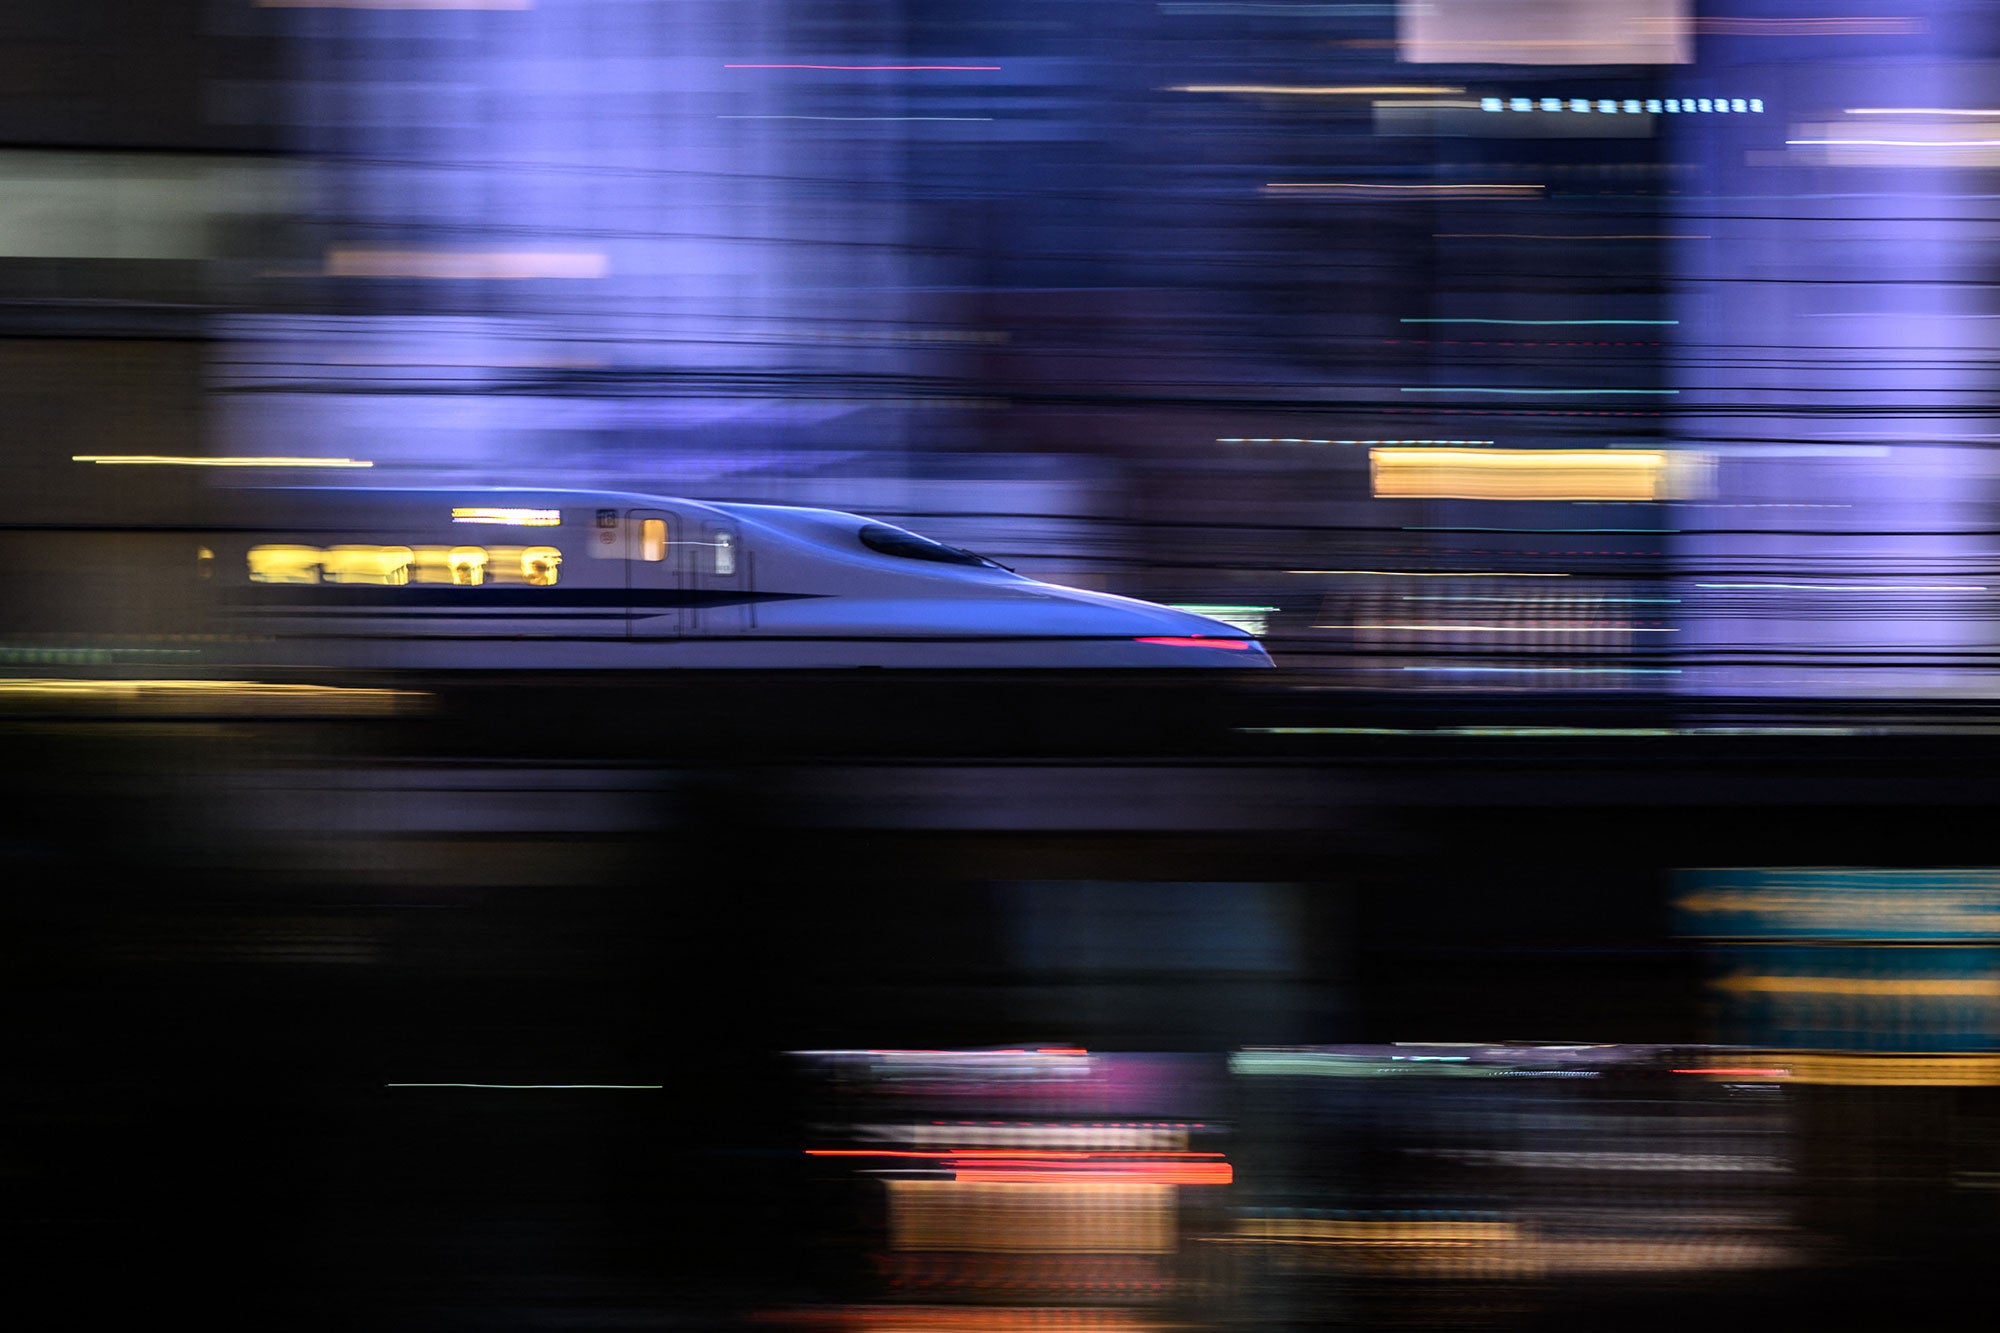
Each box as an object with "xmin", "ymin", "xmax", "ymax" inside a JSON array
[
  {"xmin": 247, "ymin": 545, "xmax": 323, "ymax": 584},
  {"xmin": 521, "ymin": 546, "xmax": 562, "ymax": 586},
  {"xmin": 640, "ymin": 519, "xmax": 668, "ymax": 562},
  {"xmin": 446, "ymin": 547, "xmax": 488, "ymax": 586},
  {"xmin": 321, "ymin": 545, "xmax": 414, "ymax": 585}
]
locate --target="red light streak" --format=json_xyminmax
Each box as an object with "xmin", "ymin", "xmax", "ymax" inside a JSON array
[{"xmin": 1134, "ymin": 636, "xmax": 1255, "ymax": 650}]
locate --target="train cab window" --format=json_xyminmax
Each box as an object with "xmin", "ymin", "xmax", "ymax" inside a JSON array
[
  {"xmin": 714, "ymin": 530, "xmax": 736, "ymax": 576},
  {"xmin": 521, "ymin": 546, "xmax": 562, "ymax": 586},
  {"xmin": 857, "ymin": 523, "xmax": 996, "ymax": 568},
  {"xmin": 639, "ymin": 518, "xmax": 668, "ymax": 562},
  {"xmin": 248, "ymin": 545, "xmax": 324, "ymax": 584},
  {"xmin": 446, "ymin": 546, "xmax": 488, "ymax": 586}
]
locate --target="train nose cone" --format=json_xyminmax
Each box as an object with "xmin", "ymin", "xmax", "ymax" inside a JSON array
[{"xmin": 1019, "ymin": 584, "xmax": 1274, "ymax": 663}]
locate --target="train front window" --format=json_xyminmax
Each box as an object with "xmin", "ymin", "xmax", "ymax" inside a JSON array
[{"xmin": 858, "ymin": 523, "xmax": 996, "ymax": 568}]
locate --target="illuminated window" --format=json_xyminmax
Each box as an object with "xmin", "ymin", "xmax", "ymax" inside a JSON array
[
  {"xmin": 1645, "ymin": 99, "xmax": 1662, "ymax": 113},
  {"xmin": 196, "ymin": 546, "xmax": 214, "ymax": 579},
  {"xmin": 1731, "ymin": 98, "xmax": 1748, "ymax": 113},
  {"xmin": 322, "ymin": 545, "xmax": 414, "ymax": 585},
  {"xmin": 1623, "ymin": 100, "xmax": 1641, "ymax": 114},
  {"xmin": 521, "ymin": 546, "xmax": 562, "ymax": 586},
  {"xmin": 640, "ymin": 518, "xmax": 667, "ymax": 562},
  {"xmin": 248, "ymin": 545, "xmax": 323, "ymax": 584},
  {"xmin": 447, "ymin": 547, "xmax": 488, "ymax": 586},
  {"xmin": 714, "ymin": 531, "xmax": 737, "ymax": 576},
  {"xmin": 1481, "ymin": 97, "xmax": 1502, "ymax": 112}
]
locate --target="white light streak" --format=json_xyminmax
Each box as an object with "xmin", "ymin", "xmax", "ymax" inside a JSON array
[{"xmin": 1696, "ymin": 583, "xmax": 1985, "ymax": 592}]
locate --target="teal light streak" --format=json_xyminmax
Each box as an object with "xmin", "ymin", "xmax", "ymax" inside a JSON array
[{"xmin": 1399, "ymin": 387, "xmax": 1680, "ymax": 395}]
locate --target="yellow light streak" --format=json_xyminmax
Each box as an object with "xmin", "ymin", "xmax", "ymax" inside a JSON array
[
  {"xmin": 1774, "ymin": 1053, "xmax": 2000, "ymax": 1087},
  {"xmin": 1235, "ymin": 1217, "xmax": 1520, "ymax": 1244},
  {"xmin": 450, "ymin": 507, "xmax": 562, "ymax": 527},
  {"xmin": 1714, "ymin": 975, "xmax": 2000, "ymax": 997},
  {"xmin": 1371, "ymin": 447, "xmax": 1673, "ymax": 501},
  {"xmin": 0, "ymin": 679, "xmax": 424, "ymax": 715},
  {"xmin": 73, "ymin": 455, "xmax": 373, "ymax": 468}
]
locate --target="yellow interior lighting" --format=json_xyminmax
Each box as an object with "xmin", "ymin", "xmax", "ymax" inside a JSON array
[
  {"xmin": 1370, "ymin": 447, "xmax": 1672, "ymax": 501},
  {"xmin": 321, "ymin": 545, "xmax": 415, "ymax": 585},
  {"xmin": 521, "ymin": 546, "xmax": 562, "ymax": 586}
]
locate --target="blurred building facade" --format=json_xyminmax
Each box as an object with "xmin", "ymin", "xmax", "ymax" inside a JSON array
[{"xmin": 8, "ymin": 1, "xmax": 2000, "ymax": 687}]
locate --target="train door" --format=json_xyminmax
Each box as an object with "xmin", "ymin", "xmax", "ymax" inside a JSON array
[
  {"xmin": 696, "ymin": 518, "xmax": 751, "ymax": 635},
  {"xmin": 624, "ymin": 507, "xmax": 688, "ymax": 639}
]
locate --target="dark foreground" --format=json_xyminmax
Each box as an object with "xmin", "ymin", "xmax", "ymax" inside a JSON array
[{"xmin": 5, "ymin": 672, "xmax": 1998, "ymax": 1331}]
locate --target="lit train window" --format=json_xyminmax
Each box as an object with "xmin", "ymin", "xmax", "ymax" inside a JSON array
[
  {"xmin": 640, "ymin": 518, "xmax": 667, "ymax": 562},
  {"xmin": 196, "ymin": 546, "xmax": 214, "ymax": 579},
  {"xmin": 521, "ymin": 546, "xmax": 562, "ymax": 586},
  {"xmin": 714, "ymin": 531, "xmax": 736, "ymax": 576},
  {"xmin": 248, "ymin": 545, "xmax": 323, "ymax": 584},
  {"xmin": 249, "ymin": 543, "xmax": 564, "ymax": 586},
  {"xmin": 323, "ymin": 545, "xmax": 414, "ymax": 585},
  {"xmin": 446, "ymin": 547, "xmax": 488, "ymax": 586}
]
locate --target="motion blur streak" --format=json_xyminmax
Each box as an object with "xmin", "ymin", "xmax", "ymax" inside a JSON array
[
  {"xmin": 1369, "ymin": 448, "xmax": 1686, "ymax": 501},
  {"xmin": 71, "ymin": 455, "xmax": 373, "ymax": 468},
  {"xmin": 0, "ymin": 679, "xmax": 423, "ymax": 715}
]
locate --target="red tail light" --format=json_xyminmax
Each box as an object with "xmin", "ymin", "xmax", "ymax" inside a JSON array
[{"xmin": 1134, "ymin": 636, "xmax": 1255, "ymax": 650}]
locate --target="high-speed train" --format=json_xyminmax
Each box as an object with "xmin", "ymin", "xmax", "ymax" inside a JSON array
[{"xmin": 202, "ymin": 487, "xmax": 1272, "ymax": 669}]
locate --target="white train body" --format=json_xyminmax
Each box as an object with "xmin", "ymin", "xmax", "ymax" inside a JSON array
[{"xmin": 210, "ymin": 487, "xmax": 1273, "ymax": 669}]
